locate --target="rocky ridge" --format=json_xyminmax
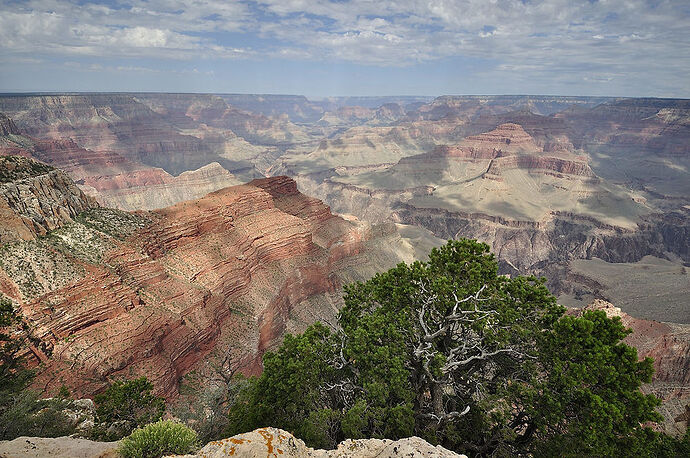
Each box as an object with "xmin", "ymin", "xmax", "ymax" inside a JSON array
[
  {"xmin": 0, "ymin": 95, "xmax": 264, "ymax": 178},
  {"xmin": 0, "ymin": 112, "xmax": 20, "ymax": 135},
  {"xmin": 0, "ymin": 117, "xmax": 245, "ymax": 211},
  {"xmin": 78, "ymin": 162, "xmax": 242, "ymax": 211},
  {"xmin": 0, "ymin": 156, "xmax": 96, "ymax": 243},
  {"xmin": 0, "ymin": 172, "xmax": 408, "ymax": 398},
  {"xmin": 286, "ymin": 120, "xmax": 686, "ymax": 306}
]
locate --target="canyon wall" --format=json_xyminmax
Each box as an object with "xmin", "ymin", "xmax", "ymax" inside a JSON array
[
  {"xmin": 0, "ymin": 156, "xmax": 96, "ymax": 243},
  {"xmin": 0, "ymin": 171, "xmax": 408, "ymax": 398}
]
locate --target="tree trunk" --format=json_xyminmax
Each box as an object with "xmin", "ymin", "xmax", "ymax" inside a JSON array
[{"xmin": 432, "ymin": 382, "xmax": 445, "ymax": 419}]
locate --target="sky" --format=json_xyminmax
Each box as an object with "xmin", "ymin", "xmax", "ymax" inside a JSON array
[{"xmin": 0, "ymin": 0, "xmax": 688, "ymax": 97}]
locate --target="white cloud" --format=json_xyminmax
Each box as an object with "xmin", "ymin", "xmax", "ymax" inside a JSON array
[{"xmin": 0, "ymin": 0, "xmax": 687, "ymax": 93}]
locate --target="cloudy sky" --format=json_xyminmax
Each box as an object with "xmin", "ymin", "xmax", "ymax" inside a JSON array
[{"xmin": 0, "ymin": 0, "xmax": 688, "ymax": 97}]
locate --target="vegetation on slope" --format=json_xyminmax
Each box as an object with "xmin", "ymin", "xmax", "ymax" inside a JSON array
[
  {"xmin": 75, "ymin": 208, "xmax": 152, "ymax": 241},
  {"xmin": 0, "ymin": 296, "xmax": 81, "ymax": 440},
  {"xmin": 91, "ymin": 377, "xmax": 165, "ymax": 441},
  {"xmin": 0, "ymin": 207, "xmax": 151, "ymax": 300},
  {"xmin": 226, "ymin": 239, "xmax": 688, "ymax": 457},
  {"xmin": 118, "ymin": 420, "xmax": 199, "ymax": 458},
  {"xmin": 1, "ymin": 239, "xmax": 688, "ymax": 456},
  {"xmin": 0, "ymin": 156, "xmax": 54, "ymax": 183}
]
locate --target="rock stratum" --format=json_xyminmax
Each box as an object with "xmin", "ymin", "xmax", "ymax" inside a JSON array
[
  {"xmin": 276, "ymin": 110, "xmax": 688, "ymax": 324},
  {"xmin": 0, "ymin": 112, "xmax": 244, "ymax": 211},
  {"xmin": 0, "ymin": 168, "xmax": 409, "ymax": 398},
  {"xmin": 0, "ymin": 93, "xmax": 687, "ymax": 416},
  {"xmin": 0, "ymin": 156, "xmax": 96, "ymax": 243}
]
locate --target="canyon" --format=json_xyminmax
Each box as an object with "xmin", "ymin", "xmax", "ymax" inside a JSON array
[
  {"xmin": 0, "ymin": 93, "xmax": 687, "ymax": 432},
  {"xmin": 1, "ymin": 94, "xmax": 687, "ymax": 315}
]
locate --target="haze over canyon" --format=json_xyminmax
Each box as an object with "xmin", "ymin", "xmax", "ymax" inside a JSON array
[{"xmin": 0, "ymin": 92, "xmax": 688, "ymax": 439}]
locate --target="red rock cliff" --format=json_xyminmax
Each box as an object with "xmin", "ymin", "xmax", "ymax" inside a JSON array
[{"xmin": 4, "ymin": 176, "xmax": 393, "ymax": 398}]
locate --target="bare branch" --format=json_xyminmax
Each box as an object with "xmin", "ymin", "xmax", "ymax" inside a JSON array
[{"xmin": 420, "ymin": 405, "xmax": 471, "ymax": 424}]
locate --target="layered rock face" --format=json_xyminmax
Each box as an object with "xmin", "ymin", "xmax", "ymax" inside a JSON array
[
  {"xmin": 0, "ymin": 174, "xmax": 407, "ymax": 398},
  {"xmin": 0, "ymin": 115, "xmax": 244, "ymax": 212},
  {"xmin": 0, "ymin": 156, "xmax": 96, "ymax": 243},
  {"xmin": 0, "ymin": 112, "xmax": 20, "ymax": 135},
  {"xmin": 137, "ymin": 93, "xmax": 311, "ymax": 146},
  {"xmin": 1, "ymin": 93, "xmax": 687, "ymax": 397},
  {"xmin": 0, "ymin": 95, "xmax": 264, "ymax": 178},
  {"xmin": 306, "ymin": 123, "xmax": 607, "ymax": 223},
  {"xmin": 563, "ymin": 98, "xmax": 690, "ymax": 157},
  {"xmin": 282, "ymin": 110, "xmax": 686, "ymax": 325},
  {"xmin": 79, "ymin": 162, "xmax": 242, "ymax": 211}
]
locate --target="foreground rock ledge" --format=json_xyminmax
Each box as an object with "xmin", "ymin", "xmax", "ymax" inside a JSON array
[
  {"xmin": 0, "ymin": 428, "xmax": 466, "ymax": 458},
  {"xmin": 0, "ymin": 436, "xmax": 119, "ymax": 458},
  {"xmin": 171, "ymin": 427, "xmax": 466, "ymax": 458}
]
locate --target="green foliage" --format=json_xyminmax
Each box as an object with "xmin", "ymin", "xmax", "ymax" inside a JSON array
[
  {"xmin": 0, "ymin": 156, "xmax": 54, "ymax": 183},
  {"xmin": 0, "ymin": 391, "xmax": 78, "ymax": 440},
  {"xmin": 57, "ymin": 385, "xmax": 71, "ymax": 399},
  {"xmin": 118, "ymin": 420, "xmax": 199, "ymax": 458},
  {"xmin": 226, "ymin": 239, "xmax": 672, "ymax": 456},
  {"xmin": 530, "ymin": 310, "xmax": 662, "ymax": 456},
  {"xmin": 0, "ymin": 295, "xmax": 46, "ymax": 440},
  {"xmin": 227, "ymin": 323, "xmax": 342, "ymax": 448},
  {"xmin": 92, "ymin": 377, "xmax": 165, "ymax": 440},
  {"xmin": 75, "ymin": 208, "xmax": 151, "ymax": 241},
  {"xmin": 173, "ymin": 365, "xmax": 253, "ymax": 444},
  {"xmin": 0, "ymin": 295, "xmax": 33, "ymax": 394},
  {"xmin": 336, "ymin": 239, "xmax": 564, "ymax": 452}
]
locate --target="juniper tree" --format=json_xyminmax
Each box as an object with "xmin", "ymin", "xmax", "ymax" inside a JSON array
[{"xmin": 227, "ymin": 239, "xmax": 666, "ymax": 456}]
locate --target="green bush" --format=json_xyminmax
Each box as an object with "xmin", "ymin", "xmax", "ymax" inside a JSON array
[
  {"xmin": 118, "ymin": 420, "xmax": 199, "ymax": 458},
  {"xmin": 92, "ymin": 377, "xmax": 165, "ymax": 440},
  {"xmin": 0, "ymin": 391, "xmax": 77, "ymax": 440}
]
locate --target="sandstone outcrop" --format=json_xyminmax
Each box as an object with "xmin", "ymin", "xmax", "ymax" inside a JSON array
[
  {"xmin": 0, "ymin": 156, "xmax": 96, "ymax": 243},
  {"xmin": 79, "ymin": 162, "xmax": 242, "ymax": 211},
  {"xmin": 484, "ymin": 154, "xmax": 593, "ymax": 178},
  {"xmin": 172, "ymin": 427, "xmax": 466, "ymax": 458},
  {"xmin": 0, "ymin": 174, "xmax": 407, "ymax": 398},
  {"xmin": 0, "ymin": 428, "xmax": 466, "ymax": 458},
  {"xmin": 402, "ymin": 123, "xmax": 591, "ymax": 178}
]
